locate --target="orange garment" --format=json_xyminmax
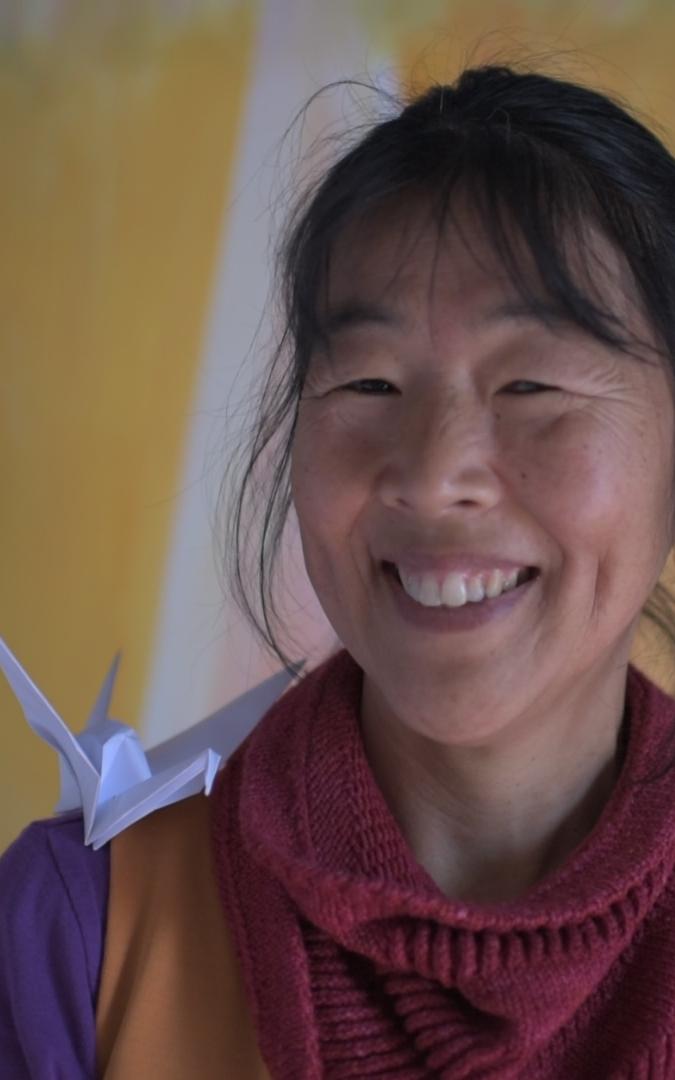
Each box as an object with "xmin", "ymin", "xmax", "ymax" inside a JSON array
[{"xmin": 96, "ymin": 795, "xmax": 270, "ymax": 1080}]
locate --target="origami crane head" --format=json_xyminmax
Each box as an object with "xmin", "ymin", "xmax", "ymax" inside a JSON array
[{"xmin": 52, "ymin": 652, "xmax": 151, "ymax": 815}]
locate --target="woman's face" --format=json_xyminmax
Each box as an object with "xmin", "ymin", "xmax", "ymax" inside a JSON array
[{"xmin": 290, "ymin": 198, "xmax": 675, "ymax": 745}]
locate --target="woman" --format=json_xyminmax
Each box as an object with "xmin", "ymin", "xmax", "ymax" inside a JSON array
[{"xmin": 3, "ymin": 62, "xmax": 675, "ymax": 1079}]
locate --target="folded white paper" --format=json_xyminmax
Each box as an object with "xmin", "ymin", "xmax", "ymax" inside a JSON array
[{"xmin": 0, "ymin": 636, "xmax": 300, "ymax": 849}]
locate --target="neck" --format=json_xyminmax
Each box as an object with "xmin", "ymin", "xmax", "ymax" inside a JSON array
[{"xmin": 359, "ymin": 671, "xmax": 630, "ymax": 905}]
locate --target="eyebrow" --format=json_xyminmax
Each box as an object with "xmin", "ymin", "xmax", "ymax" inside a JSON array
[
  {"xmin": 318, "ymin": 297, "xmax": 578, "ymax": 339},
  {"xmin": 318, "ymin": 301, "xmax": 407, "ymax": 338},
  {"xmin": 482, "ymin": 299, "xmax": 579, "ymax": 330}
]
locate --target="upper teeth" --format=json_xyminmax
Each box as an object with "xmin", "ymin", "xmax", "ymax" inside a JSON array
[{"xmin": 398, "ymin": 567, "xmax": 523, "ymax": 608}]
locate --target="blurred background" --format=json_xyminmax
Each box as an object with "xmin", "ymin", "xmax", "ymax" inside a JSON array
[{"xmin": 3, "ymin": 0, "xmax": 675, "ymax": 850}]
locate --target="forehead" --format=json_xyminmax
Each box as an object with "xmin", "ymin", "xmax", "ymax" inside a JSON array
[
  {"xmin": 326, "ymin": 198, "xmax": 501, "ymax": 303},
  {"xmin": 320, "ymin": 193, "xmax": 636, "ymax": 340}
]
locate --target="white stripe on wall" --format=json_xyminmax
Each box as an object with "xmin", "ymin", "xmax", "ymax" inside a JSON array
[{"xmin": 141, "ymin": 0, "xmax": 396, "ymax": 745}]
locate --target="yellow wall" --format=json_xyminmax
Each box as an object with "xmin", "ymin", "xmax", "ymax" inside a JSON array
[
  {"xmin": 392, "ymin": 0, "xmax": 675, "ymax": 118},
  {"xmin": 0, "ymin": 6, "xmax": 258, "ymax": 848}
]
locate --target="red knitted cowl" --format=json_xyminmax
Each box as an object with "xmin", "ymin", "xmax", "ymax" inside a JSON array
[{"xmin": 210, "ymin": 649, "xmax": 675, "ymax": 1079}]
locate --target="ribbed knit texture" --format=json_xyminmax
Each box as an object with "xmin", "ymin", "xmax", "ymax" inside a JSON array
[{"xmin": 211, "ymin": 650, "xmax": 675, "ymax": 1079}]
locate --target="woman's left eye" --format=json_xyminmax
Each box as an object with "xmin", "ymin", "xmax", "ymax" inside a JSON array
[{"xmin": 341, "ymin": 379, "xmax": 397, "ymax": 394}]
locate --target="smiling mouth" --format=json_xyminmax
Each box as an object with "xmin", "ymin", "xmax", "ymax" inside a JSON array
[{"xmin": 382, "ymin": 561, "xmax": 539, "ymax": 609}]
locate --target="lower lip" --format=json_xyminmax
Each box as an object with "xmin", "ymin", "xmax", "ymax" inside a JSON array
[{"xmin": 382, "ymin": 563, "xmax": 538, "ymax": 633}]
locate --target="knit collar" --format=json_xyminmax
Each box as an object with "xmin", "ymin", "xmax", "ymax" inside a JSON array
[{"xmin": 211, "ymin": 649, "xmax": 675, "ymax": 1079}]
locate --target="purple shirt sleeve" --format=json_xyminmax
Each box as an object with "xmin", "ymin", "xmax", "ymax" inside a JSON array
[{"xmin": 0, "ymin": 813, "xmax": 109, "ymax": 1079}]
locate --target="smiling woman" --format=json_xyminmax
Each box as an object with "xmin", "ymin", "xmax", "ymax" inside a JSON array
[
  {"xmin": 5, "ymin": 62, "xmax": 675, "ymax": 1080},
  {"xmin": 291, "ymin": 193, "xmax": 673, "ymax": 912}
]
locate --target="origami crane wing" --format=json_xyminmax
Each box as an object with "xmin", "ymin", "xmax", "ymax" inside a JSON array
[
  {"xmin": 0, "ymin": 636, "xmax": 301, "ymax": 848},
  {"xmin": 145, "ymin": 663, "xmax": 302, "ymax": 772}
]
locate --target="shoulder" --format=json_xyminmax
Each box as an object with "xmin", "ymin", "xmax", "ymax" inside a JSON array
[
  {"xmin": 0, "ymin": 814, "xmax": 108, "ymax": 1078},
  {"xmin": 1, "ymin": 813, "xmax": 109, "ymax": 982},
  {"xmin": 106, "ymin": 794, "xmax": 212, "ymax": 909}
]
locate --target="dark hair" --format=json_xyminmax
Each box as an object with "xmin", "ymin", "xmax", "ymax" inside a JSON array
[{"xmin": 218, "ymin": 63, "xmax": 675, "ymax": 695}]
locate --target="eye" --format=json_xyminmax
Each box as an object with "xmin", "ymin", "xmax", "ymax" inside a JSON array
[
  {"xmin": 501, "ymin": 380, "xmax": 556, "ymax": 394},
  {"xmin": 341, "ymin": 379, "xmax": 397, "ymax": 394}
]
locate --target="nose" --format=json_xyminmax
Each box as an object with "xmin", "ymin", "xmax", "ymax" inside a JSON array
[{"xmin": 377, "ymin": 392, "xmax": 501, "ymax": 518}]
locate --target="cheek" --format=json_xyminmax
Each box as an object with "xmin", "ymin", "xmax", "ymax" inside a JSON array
[
  {"xmin": 290, "ymin": 415, "xmax": 373, "ymax": 588},
  {"xmin": 526, "ymin": 411, "xmax": 671, "ymax": 589},
  {"xmin": 522, "ymin": 412, "xmax": 633, "ymax": 521},
  {"xmin": 292, "ymin": 408, "xmax": 378, "ymax": 512}
]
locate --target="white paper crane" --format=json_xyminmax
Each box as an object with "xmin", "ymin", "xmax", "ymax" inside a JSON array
[{"xmin": 0, "ymin": 637, "xmax": 300, "ymax": 849}]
